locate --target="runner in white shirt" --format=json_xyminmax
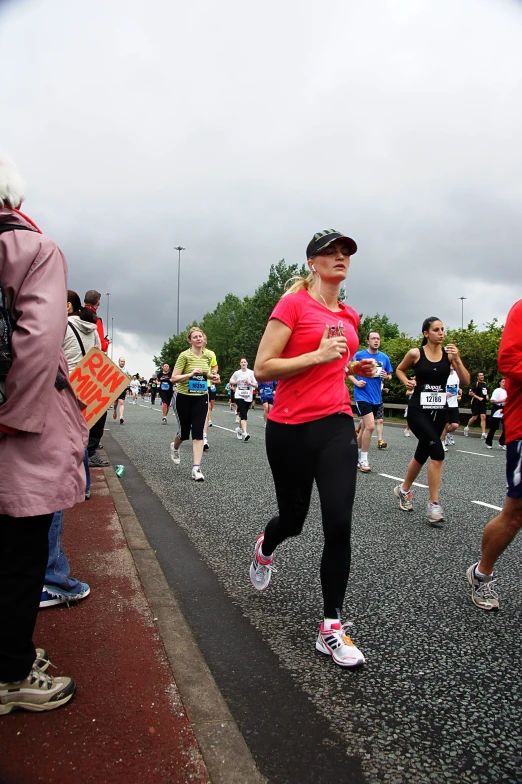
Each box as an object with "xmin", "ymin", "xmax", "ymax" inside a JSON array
[
  {"xmin": 129, "ymin": 375, "xmax": 140, "ymax": 404},
  {"xmin": 485, "ymin": 378, "xmax": 507, "ymax": 449},
  {"xmin": 441, "ymin": 367, "xmax": 462, "ymax": 451},
  {"xmin": 229, "ymin": 358, "xmax": 258, "ymax": 442}
]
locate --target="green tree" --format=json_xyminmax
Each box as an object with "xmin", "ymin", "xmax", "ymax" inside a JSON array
[{"xmin": 358, "ymin": 313, "xmax": 400, "ymax": 344}]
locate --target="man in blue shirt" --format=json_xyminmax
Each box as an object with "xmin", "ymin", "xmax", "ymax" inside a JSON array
[{"xmin": 348, "ymin": 331, "xmax": 393, "ymax": 472}]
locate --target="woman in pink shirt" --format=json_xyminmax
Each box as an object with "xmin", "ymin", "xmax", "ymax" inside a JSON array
[{"xmin": 251, "ymin": 230, "xmax": 375, "ymax": 668}]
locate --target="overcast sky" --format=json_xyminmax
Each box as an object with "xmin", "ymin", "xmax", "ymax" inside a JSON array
[{"xmin": 1, "ymin": 0, "xmax": 521, "ymax": 376}]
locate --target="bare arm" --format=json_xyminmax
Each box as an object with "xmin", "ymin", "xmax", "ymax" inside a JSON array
[
  {"xmin": 396, "ymin": 348, "xmax": 420, "ymax": 390},
  {"xmin": 445, "ymin": 344, "xmax": 470, "ymax": 386}
]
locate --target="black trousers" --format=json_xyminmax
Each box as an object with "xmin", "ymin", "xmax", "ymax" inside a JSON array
[
  {"xmin": 87, "ymin": 410, "xmax": 107, "ymax": 456},
  {"xmin": 0, "ymin": 513, "xmax": 53, "ymax": 682},
  {"xmin": 486, "ymin": 417, "xmax": 505, "ymax": 447},
  {"xmin": 262, "ymin": 414, "xmax": 358, "ymax": 619}
]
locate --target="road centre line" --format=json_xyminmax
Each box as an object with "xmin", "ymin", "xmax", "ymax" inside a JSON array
[
  {"xmin": 471, "ymin": 501, "xmax": 502, "ymax": 511},
  {"xmin": 457, "ymin": 450, "xmax": 495, "ymax": 458},
  {"xmin": 379, "ymin": 473, "xmax": 429, "ymax": 489}
]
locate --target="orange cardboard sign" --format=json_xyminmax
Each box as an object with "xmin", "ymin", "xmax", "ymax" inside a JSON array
[{"xmin": 69, "ymin": 348, "xmax": 129, "ymax": 425}]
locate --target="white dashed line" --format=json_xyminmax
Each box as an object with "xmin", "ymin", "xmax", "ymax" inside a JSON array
[
  {"xmin": 457, "ymin": 450, "xmax": 495, "ymax": 458},
  {"xmin": 378, "ymin": 473, "xmax": 429, "ymax": 489},
  {"xmin": 211, "ymin": 424, "xmax": 240, "ymax": 434},
  {"xmin": 471, "ymin": 501, "xmax": 502, "ymax": 511}
]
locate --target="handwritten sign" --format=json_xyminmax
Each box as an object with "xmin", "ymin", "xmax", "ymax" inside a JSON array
[{"xmin": 69, "ymin": 347, "xmax": 129, "ymax": 425}]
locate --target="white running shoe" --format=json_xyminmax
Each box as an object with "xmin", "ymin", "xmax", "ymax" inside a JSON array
[
  {"xmin": 394, "ymin": 485, "xmax": 413, "ymax": 511},
  {"xmin": 463, "ymin": 426, "xmax": 469, "ymax": 437},
  {"xmin": 446, "ymin": 433, "xmax": 455, "ymax": 446},
  {"xmin": 427, "ymin": 501, "xmax": 444, "ymax": 526},
  {"xmin": 316, "ymin": 621, "xmax": 365, "ymax": 667},
  {"xmin": 358, "ymin": 458, "xmax": 371, "ymax": 473},
  {"xmin": 404, "ymin": 429, "xmax": 411, "ymax": 437},
  {"xmin": 466, "ymin": 563, "xmax": 499, "ymax": 611},
  {"xmin": 481, "ymin": 432, "xmax": 487, "ymax": 439},
  {"xmin": 486, "ymin": 444, "xmax": 492, "ymax": 449},
  {"xmin": 191, "ymin": 467, "xmax": 204, "ymax": 481},
  {"xmin": 170, "ymin": 443, "xmax": 180, "ymax": 465},
  {"xmin": 442, "ymin": 441, "xmax": 448, "ymax": 452},
  {"xmin": 249, "ymin": 534, "xmax": 275, "ymax": 591},
  {"xmin": 236, "ymin": 427, "xmax": 243, "ymax": 440},
  {"xmin": 208, "ymin": 420, "xmax": 213, "ymax": 427},
  {"xmin": 235, "ymin": 416, "xmax": 240, "ymax": 424}
]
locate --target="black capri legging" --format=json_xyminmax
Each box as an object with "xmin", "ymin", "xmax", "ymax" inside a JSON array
[
  {"xmin": 262, "ymin": 413, "xmax": 358, "ymax": 619},
  {"xmin": 236, "ymin": 398, "xmax": 251, "ymax": 421},
  {"xmin": 406, "ymin": 407, "xmax": 447, "ymax": 464},
  {"xmin": 175, "ymin": 392, "xmax": 208, "ymax": 440}
]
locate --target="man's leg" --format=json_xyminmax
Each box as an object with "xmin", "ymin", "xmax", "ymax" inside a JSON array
[
  {"xmin": 359, "ymin": 413, "xmax": 375, "ymax": 453},
  {"xmin": 480, "ymin": 413, "xmax": 487, "ymax": 435},
  {"xmin": 479, "ymin": 497, "xmax": 522, "ymax": 574},
  {"xmin": 0, "ymin": 514, "xmax": 52, "ymax": 682}
]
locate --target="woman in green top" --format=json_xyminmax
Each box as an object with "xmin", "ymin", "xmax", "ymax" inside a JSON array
[{"xmin": 169, "ymin": 327, "xmax": 219, "ymax": 481}]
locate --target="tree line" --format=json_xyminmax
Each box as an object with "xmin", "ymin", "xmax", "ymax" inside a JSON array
[{"xmin": 154, "ymin": 260, "xmax": 505, "ymax": 403}]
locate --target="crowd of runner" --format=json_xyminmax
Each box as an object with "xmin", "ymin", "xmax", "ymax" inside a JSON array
[{"xmin": 1, "ymin": 149, "xmax": 520, "ymax": 715}]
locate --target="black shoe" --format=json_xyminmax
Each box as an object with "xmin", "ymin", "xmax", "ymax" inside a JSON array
[{"xmin": 203, "ymin": 441, "xmax": 210, "ymax": 451}]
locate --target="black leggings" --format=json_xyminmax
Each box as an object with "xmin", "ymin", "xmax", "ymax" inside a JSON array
[
  {"xmin": 262, "ymin": 414, "xmax": 358, "ymax": 618},
  {"xmin": 175, "ymin": 392, "xmax": 208, "ymax": 440},
  {"xmin": 406, "ymin": 407, "xmax": 446, "ymax": 464},
  {"xmin": 486, "ymin": 417, "xmax": 504, "ymax": 447},
  {"xmin": 236, "ymin": 398, "xmax": 251, "ymax": 421}
]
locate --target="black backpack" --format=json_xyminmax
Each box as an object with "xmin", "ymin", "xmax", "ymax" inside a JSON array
[{"xmin": 0, "ymin": 224, "xmax": 36, "ymax": 401}]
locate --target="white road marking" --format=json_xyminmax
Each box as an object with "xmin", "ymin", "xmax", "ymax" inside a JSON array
[
  {"xmin": 471, "ymin": 501, "xmax": 502, "ymax": 511},
  {"xmin": 211, "ymin": 424, "xmax": 239, "ymax": 434},
  {"xmin": 457, "ymin": 450, "xmax": 494, "ymax": 458},
  {"xmin": 378, "ymin": 473, "xmax": 429, "ymax": 489}
]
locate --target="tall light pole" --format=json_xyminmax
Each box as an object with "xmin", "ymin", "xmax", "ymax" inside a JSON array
[
  {"xmin": 111, "ymin": 317, "xmax": 114, "ymax": 360},
  {"xmin": 174, "ymin": 246, "xmax": 185, "ymax": 334},
  {"xmin": 105, "ymin": 293, "xmax": 112, "ymax": 341},
  {"xmin": 459, "ymin": 297, "xmax": 467, "ymax": 329}
]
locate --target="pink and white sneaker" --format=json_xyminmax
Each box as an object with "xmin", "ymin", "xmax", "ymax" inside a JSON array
[
  {"xmin": 249, "ymin": 534, "xmax": 275, "ymax": 591},
  {"xmin": 316, "ymin": 621, "xmax": 365, "ymax": 667}
]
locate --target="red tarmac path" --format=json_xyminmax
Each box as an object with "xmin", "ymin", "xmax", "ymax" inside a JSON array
[{"xmin": 0, "ymin": 468, "xmax": 210, "ymax": 784}]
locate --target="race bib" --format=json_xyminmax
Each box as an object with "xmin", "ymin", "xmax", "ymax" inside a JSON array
[
  {"xmin": 420, "ymin": 387, "xmax": 447, "ymax": 409},
  {"xmin": 188, "ymin": 375, "xmax": 207, "ymax": 394},
  {"xmin": 160, "ymin": 382, "xmax": 170, "ymax": 390},
  {"xmin": 482, "ymin": 388, "xmax": 487, "ymax": 396},
  {"xmin": 237, "ymin": 385, "xmax": 250, "ymax": 398}
]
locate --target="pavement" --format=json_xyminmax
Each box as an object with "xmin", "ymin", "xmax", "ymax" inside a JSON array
[{"xmin": 0, "ymin": 452, "xmax": 264, "ymax": 784}]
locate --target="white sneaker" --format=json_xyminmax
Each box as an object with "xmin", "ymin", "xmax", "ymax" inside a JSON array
[
  {"xmin": 358, "ymin": 458, "xmax": 371, "ymax": 473},
  {"xmin": 191, "ymin": 467, "xmax": 204, "ymax": 481},
  {"xmin": 316, "ymin": 621, "xmax": 365, "ymax": 667},
  {"xmin": 481, "ymin": 432, "xmax": 487, "ymax": 439},
  {"xmin": 446, "ymin": 434, "xmax": 455, "ymax": 446},
  {"xmin": 236, "ymin": 427, "xmax": 243, "ymax": 440},
  {"xmin": 235, "ymin": 416, "xmax": 240, "ymax": 424},
  {"xmin": 208, "ymin": 420, "xmax": 213, "ymax": 427},
  {"xmin": 486, "ymin": 444, "xmax": 492, "ymax": 449},
  {"xmin": 463, "ymin": 426, "xmax": 469, "ymax": 437},
  {"xmin": 249, "ymin": 534, "xmax": 275, "ymax": 591},
  {"xmin": 170, "ymin": 443, "xmax": 180, "ymax": 465},
  {"xmin": 442, "ymin": 441, "xmax": 448, "ymax": 452},
  {"xmin": 427, "ymin": 501, "xmax": 444, "ymax": 526},
  {"xmin": 404, "ymin": 429, "xmax": 411, "ymax": 437}
]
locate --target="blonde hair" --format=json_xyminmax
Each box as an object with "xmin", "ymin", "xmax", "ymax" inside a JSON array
[
  {"xmin": 282, "ymin": 271, "xmax": 315, "ymax": 297},
  {"xmin": 187, "ymin": 326, "xmax": 204, "ymax": 341},
  {"xmin": 0, "ymin": 153, "xmax": 25, "ymax": 209}
]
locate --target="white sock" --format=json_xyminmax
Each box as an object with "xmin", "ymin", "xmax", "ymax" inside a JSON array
[
  {"xmin": 400, "ymin": 483, "xmax": 409, "ymax": 494},
  {"xmin": 475, "ymin": 566, "xmax": 493, "ymax": 579},
  {"xmin": 361, "ymin": 452, "xmax": 368, "ymax": 462},
  {"xmin": 323, "ymin": 618, "xmax": 340, "ymax": 631}
]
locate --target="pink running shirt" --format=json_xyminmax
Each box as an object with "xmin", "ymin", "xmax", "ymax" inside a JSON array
[{"xmin": 267, "ymin": 289, "xmax": 359, "ymax": 425}]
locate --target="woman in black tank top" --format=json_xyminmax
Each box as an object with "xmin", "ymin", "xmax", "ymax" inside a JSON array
[{"xmin": 394, "ymin": 317, "xmax": 470, "ymax": 526}]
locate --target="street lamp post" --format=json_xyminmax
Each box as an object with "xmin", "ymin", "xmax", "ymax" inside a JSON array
[
  {"xmin": 174, "ymin": 246, "xmax": 185, "ymax": 334},
  {"xmin": 111, "ymin": 317, "xmax": 114, "ymax": 360},
  {"xmin": 459, "ymin": 297, "xmax": 467, "ymax": 330},
  {"xmin": 105, "ymin": 293, "xmax": 112, "ymax": 342}
]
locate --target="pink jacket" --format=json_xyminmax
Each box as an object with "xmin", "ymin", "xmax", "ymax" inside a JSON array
[{"xmin": 0, "ymin": 208, "xmax": 88, "ymax": 517}]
